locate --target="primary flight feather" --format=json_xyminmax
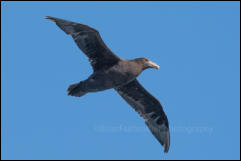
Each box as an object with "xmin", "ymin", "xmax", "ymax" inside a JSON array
[{"xmin": 46, "ymin": 16, "xmax": 170, "ymax": 153}]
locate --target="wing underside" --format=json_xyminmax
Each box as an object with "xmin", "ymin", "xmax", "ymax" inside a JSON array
[
  {"xmin": 115, "ymin": 79, "xmax": 170, "ymax": 153},
  {"xmin": 46, "ymin": 16, "xmax": 120, "ymax": 71}
]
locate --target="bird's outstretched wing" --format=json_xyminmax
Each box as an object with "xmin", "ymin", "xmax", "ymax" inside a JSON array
[
  {"xmin": 115, "ymin": 79, "xmax": 170, "ymax": 153},
  {"xmin": 46, "ymin": 16, "xmax": 120, "ymax": 71}
]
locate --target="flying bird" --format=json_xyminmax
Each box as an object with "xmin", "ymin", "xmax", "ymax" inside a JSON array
[{"xmin": 46, "ymin": 16, "xmax": 170, "ymax": 153}]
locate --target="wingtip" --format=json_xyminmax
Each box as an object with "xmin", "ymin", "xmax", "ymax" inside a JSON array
[
  {"xmin": 45, "ymin": 16, "xmax": 56, "ymax": 22},
  {"xmin": 164, "ymin": 144, "xmax": 170, "ymax": 153},
  {"xmin": 164, "ymin": 129, "xmax": 170, "ymax": 153},
  {"xmin": 145, "ymin": 119, "xmax": 170, "ymax": 153}
]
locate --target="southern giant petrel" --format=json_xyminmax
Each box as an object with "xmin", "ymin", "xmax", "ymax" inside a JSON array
[{"xmin": 46, "ymin": 16, "xmax": 170, "ymax": 153}]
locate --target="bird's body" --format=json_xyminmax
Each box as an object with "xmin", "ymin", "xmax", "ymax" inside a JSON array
[
  {"xmin": 46, "ymin": 16, "xmax": 170, "ymax": 153},
  {"xmin": 68, "ymin": 59, "xmax": 144, "ymax": 97}
]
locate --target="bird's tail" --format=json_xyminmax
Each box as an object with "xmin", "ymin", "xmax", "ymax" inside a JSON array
[{"xmin": 67, "ymin": 82, "xmax": 87, "ymax": 97}]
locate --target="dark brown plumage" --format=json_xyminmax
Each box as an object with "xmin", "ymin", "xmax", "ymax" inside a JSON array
[{"xmin": 46, "ymin": 16, "xmax": 170, "ymax": 153}]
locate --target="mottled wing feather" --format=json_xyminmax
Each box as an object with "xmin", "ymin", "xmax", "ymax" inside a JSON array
[
  {"xmin": 115, "ymin": 79, "xmax": 170, "ymax": 153},
  {"xmin": 46, "ymin": 16, "xmax": 120, "ymax": 71}
]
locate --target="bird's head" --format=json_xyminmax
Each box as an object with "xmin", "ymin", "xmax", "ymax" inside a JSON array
[{"xmin": 135, "ymin": 58, "xmax": 160, "ymax": 70}]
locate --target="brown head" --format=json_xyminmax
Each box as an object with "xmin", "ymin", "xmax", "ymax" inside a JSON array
[{"xmin": 133, "ymin": 58, "xmax": 160, "ymax": 70}]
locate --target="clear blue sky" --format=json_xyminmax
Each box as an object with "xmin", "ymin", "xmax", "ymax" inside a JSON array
[{"xmin": 1, "ymin": 1, "xmax": 240, "ymax": 160}]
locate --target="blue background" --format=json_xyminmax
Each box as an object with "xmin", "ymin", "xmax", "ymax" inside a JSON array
[{"xmin": 1, "ymin": 1, "xmax": 240, "ymax": 160}]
